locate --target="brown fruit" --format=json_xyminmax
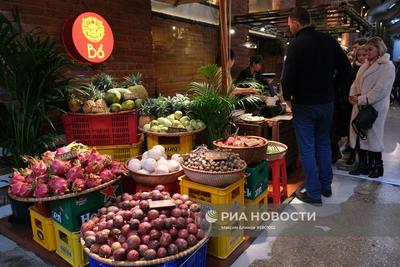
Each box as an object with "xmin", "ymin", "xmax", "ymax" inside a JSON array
[
  {"xmin": 130, "ymin": 219, "xmax": 140, "ymax": 230},
  {"xmin": 141, "ymin": 235, "xmax": 150, "ymax": 245},
  {"xmin": 169, "ymin": 228, "xmax": 178, "ymax": 239},
  {"xmin": 149, "ymin": 229, "xmax": 161, "ymax": 240},
  {"xmin": 196, "ymin": 229, "xmax": 205, "ymax": 239},
  {"xmin": 138, "ymin": 222, "xmax": 152, "ymax": 236},
  {"xmin": 175, "ymin": 238, "xmax": 188, "ymax": 252},
  {"xmin": 148, "ymin": 239, "xmax": 160, "ymax": 250},
  {"xmin": 167, "ymin": 243, "xmax": 178, "ymax": 255},
  {"xmin": 171, "ymin": 208, "xmax": 182, "ymax": 218},
  {"xmin": 176, "ymin": 217, "xmax": 187, "ymax": 229},
  {"xmin": 148, "ymin": 209, "xmax": 160, "ymax": 221},
  {"xmin": 138, "ymin": 244, "xmax": 148, "ymax": 257},
  {"xmin": 164, "ymin": 218, "xmax": 173, "ymax": 230},
  {"xmin": 132, "ymin": 208, "xmax": 144, "ymax": 220},
  {"xmin": 178, "ymin": 229, "xmax": 188, "ymax": 239},
  {"xmin": 121, "ymin": 224, "xmax": 131, "ymax": 237},
  {"xmin": 187, "ymin": 223, "xmax": 198, "ymax": 235},
  {"xmin": 151, "ymin": 218, "xmax": 165, "ymax": 230},
  {"xmin": 159, "ymin": 233, "xmax": 172, "ymax": 247},
  {"xmin": 90, "ymin": 243, "xmax": 101, "ymax": 254},
  {"xmin": 122, "ymin": 210, "xmax": 132, "ymax": 221},
  {"xmin": 187, "ymin": 234, "xmax": 198, "ymax": 247},
  {"xmin": 113, "ymin": 215, "xmax": 124, "ymax": 229}
]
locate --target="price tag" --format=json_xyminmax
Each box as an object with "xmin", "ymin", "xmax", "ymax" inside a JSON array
[
  {"xmin": 205, "ymin": 151, "xmax": 229, "ymax": 161},
  {"xmin": 124, "ymin": 93, "xmax": 137, "ymax": 100},
  {"xmin": 55, "ymin": 150, "xmax": 78, "ymax": 161},
  {"xmin": 167, "ymin": 127, "xmax": 188, "ymax": 133},
  {"xmin": 149, "ymin": 200, "xmax": 176, "ymax": 209}
]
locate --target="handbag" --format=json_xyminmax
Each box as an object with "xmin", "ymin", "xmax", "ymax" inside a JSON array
[{"xmin": 351, "ymin": 98, "xmax": 378, "ymax": 140}]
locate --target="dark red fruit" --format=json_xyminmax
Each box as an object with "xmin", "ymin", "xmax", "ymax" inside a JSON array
[
  {"xmin": 167, "ymin": 243, "xmax": 178, "ymax": 255},
  {"xmin": 126, "ymin": 249, "xmax": 139, "ymax": 261},
  {"xmin": 150, "ymin": 229, "xmax": 161, "ymax": 240},
  {"xmin": 130, "ymin": 219, "xmax": 140, "ymax": 230},
  {"xmin": 118, "ymin": 235, "xmax": 126, "ymax": 244},
  {"xmin": 138, "ymin": 244, "xmax": 148, "ymax": 257},
  {"xmin": 143, "ymin": 248, "xmax": 157, "ymax": 260},
  {"xmin": 176, "ymin": 217, "xmax": 187, "ymax": 229},
  {"xmin": 157, "ymin": 247, "xmax": 168, "ymax": 258},
  {"xmin": 141, "ymin": 235, "xmax": 150, "ymax": 245},
  {"xmin": 159, "ymin": 233, "xmax": 172, "ymax": 247},
  {"xmin": 113, "ymin": 215, "xmax": 124, "ymax": 228},
  {"xmin": 132, "ymin": 208, "xmax": 144, "ymax": 220},
  {"xmin": 148, "ymin": 239, "xmax": 160, "ymax": 250},
  {"xmin": 175, "ymin": 238, "xmax": 188, "ymax": 252},
  {"xmin": 164, "ymin": 218, "xmax": 173, "ymax": 230},
  {"xmin": 121, "ymin": 224, "xmax": 130, "ymax": 236},
  {"xmin": 187, "ymin": 234, "xmax": 198, "ymax": 247},
  {"xmin": 151, "ymin": 218, "xmax": 164, "ymax": 230},
  {"xmin": 122, "ymin": 210, "xmax": 132, "ymax": 221},
  {"xmin": 148, "ymin": 209, "xmax": 160, "ymax": 221},
  {"xmin": 127, "ymin": 235, "xmax": 141, "ymax": 250},
  {"xmin": 83, "ymin": 230, "xmax": 96, "ymax": 239},
  {"xmin": 113, "ymin": 248, "xmax": 127, "ymax": 261},
  {"xmin": 178, "ymin": 229, "xmax": 188, "ymax": 239},
  {"xmin": 99, "ymin": 244, "xmax": 112, "ymax": 258},
  {"xmin": 196, "ymin": 229, "xmax": 205, "ymax": 239},
  {"xmin": 121, "ymin": 200, "xmax": 132, "ymax": 210},
  {"xmin": 171, "ymin": 208, "xmax": 182, "ymax": 218},
  {"xmin": 138, "ymin": 222, "xmax": 152, "ymax": 236},
  {"xmin": 155, "ymin": 185, "xmax": 165, "ymax": 192},
  {"xmin": 169, "ymin": 228, "xmax": 178, "ymax": 239},
  {"xmin": 84, "ymin": 236, "xmax": 96, "ymax": 247},
  {"xmin": 187, "ymin": 223, "xmax": 198, "ymax": 235},
  {"xmin": 90, "ymin": 243, "xmax": 101, "ymax": 254}
]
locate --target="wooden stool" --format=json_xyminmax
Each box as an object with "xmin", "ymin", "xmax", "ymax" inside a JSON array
[{"xmin": 268, "ymin": 157, "xmax": 288, "ymax": 204}]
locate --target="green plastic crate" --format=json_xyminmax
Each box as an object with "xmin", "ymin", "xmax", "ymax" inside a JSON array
[
  {"xmin": 50, "ymin": 180, "xmax": 122, "ymax": 232},
  {"xmin": 245, "ymin": 160, "xmax": 269, "ymax": 200}
]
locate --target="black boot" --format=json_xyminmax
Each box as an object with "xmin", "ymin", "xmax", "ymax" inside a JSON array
[
  {"xmin": 349, "ymin": 149, "xmax": 369, "ymax": 175},
  {"xmin": 332, "ymin": 143, "xmax": 342, "ymax": 163},
  {"xmin": 346, "ymin": 148, "xmax": 356, "ymax": 165},
  {"xmin": 368, "ymin": 152, "xmax": 384, "ymax": 178}
]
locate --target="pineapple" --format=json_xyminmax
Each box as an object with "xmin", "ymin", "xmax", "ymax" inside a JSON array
[
  {"xmin": 67, "ymin": 83, "xmax": 105, "ymax": 113},
  {"xmin": 122, "ymin": 72, "xmax": 149, "ymax": 99},
  {"xmin": 92, "ymin": 73, "xmax": 115, "ymax": 92}
]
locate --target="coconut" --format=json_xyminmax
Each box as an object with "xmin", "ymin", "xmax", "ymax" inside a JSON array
[
  {"xmin": 137, "ymin": 169, "xmax": 150, "ymax": 175},
  {"xmin": 142, "ymin": 158, "xmax": 157, "ymax": 172},
  {"xmin": 166, "ymin": 160, "xmax": 180, "ymax": 172},
  {"xmin": 128, "ymin": 159, "xmax": 141, "ymax": 172},
  {"xmin": 157, "ymin": 157, "xmax": 168, "ymax": 166},
  {"xmin": 142, "ymin": 151, "xmax": 148, "ymax": 159},
  {"xmin": 171, "ymin": 154, "xmax": 183, "ymax": 164},
  {"xmin": 155, "ymin": 165, "xmax": 170, "ymax": 175},
  {"xmin": 152, "ymin": 145, "xmax": 165, "ymax": 154},
  {"xmin": 147, "ymin": 149, "xmax": 163, "ymax": 160}
]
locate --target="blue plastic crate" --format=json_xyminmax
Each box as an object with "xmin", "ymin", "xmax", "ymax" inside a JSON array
[{"xmin": 88, "ymin": 240, "xmax": 208, "ymax": 267}]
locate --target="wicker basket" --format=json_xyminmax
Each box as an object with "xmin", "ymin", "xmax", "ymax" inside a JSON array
[
  {"xmin": 213, "ymin": 136, "xmax": 268, "ymax": 164},
  {"xmin": 125, "ymin": 159, "xmax": 184, "ymax": 185},
  {"xmin": 181, "ymin": 163, "xmax": 247, "ymax": 187},
  {"xmin": 265, "ymin": 141, "xmax": 288, "ymax": 161}
]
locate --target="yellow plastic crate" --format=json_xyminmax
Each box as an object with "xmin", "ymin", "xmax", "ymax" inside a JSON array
[
  {"xmin": 29, "ymin": 207, "xmax": 56, "ymax": 251},
  {"xmin": 147, "ymin": 133, "xmax": 193, "ymax": 157},
  {"xmin": 244, "ymin": 189, "xmax": 268, "ymax": 228},
  {"xmin": 179, "ymin": 175, "xmax": 245, "ymax": 206},
  {"xmin": 208, "ymin": 220, "xmax": 245, "ymax": 259},
  {"xmin": 53, "ymin": 222, "xmax": 88, "ymax": 267},
  {"xmin": 92, "ymin": 135, "xmax": 143, "ymax": 162}
]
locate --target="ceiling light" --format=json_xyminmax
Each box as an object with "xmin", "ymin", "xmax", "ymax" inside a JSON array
[
  {"xmin": 241, "ymin": 36, "xmax": 257, "ymax": 49},
  {"xmin": 389, "ymin": 3, "xmax": 396, "ymax": 9},
  {"xmin": 260, "ymin": 27, "xmax": 266, "ymax": 32},
  {"xmin": 286, "ymin": 42, "xmax": 290, "ymax": 45},
  {"xmin": 230, "ymin": 29, "xmax": 235, "ymax": 34},
  {"xmin": 172, "ymin": 26, "xmax": 176, "ymax": 30}
]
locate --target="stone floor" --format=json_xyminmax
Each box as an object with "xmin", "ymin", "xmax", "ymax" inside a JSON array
[{"xmin": 233, "ymin": 106, "xmax": 400, "ymax": 267}]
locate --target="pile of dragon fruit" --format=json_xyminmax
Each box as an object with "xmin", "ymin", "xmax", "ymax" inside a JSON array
[{"xmin": 9, "ymin": 146, "xmax": 125, "ymax": 198}]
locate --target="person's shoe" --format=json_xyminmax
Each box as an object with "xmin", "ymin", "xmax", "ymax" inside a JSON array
[
  {"xmin": 295, "ymin": 191, "xmax": 322, "ymax": 204},
  {"xmin": 349, "ymin": 164, "xmax": 369, "ymax": 175},
  {"xmin": 321, "ymin": 189, "xmax": 332, "ymax": 197},
  {"xmin": 368, "ymin": 163, "xmax": 384, "ymax": 178}
]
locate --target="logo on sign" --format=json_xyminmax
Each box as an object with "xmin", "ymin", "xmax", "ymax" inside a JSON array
[{"xmin": 63, "ymin": 12, "xmax": 114, "ymax": 63}]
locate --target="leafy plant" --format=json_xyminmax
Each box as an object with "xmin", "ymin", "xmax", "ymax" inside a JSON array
[
  {"xmin": 189, "ymin": 64, "xmax": 262, "ymax": 145},
  {"xmin": 92, "ymin": 73, "xmax": 115, "ymax": 91},
  {"xmin": 0, "ymin": 10, "xmax": 72, "ymax": 167}
]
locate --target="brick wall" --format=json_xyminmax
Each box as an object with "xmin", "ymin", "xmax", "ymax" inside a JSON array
[
  {"xmin": 152, "ymin": 16, "xmax": 218, "ymax": 96},
  {"xmin": 0, "ymin": 0, "xmax": 156, "ymax": 95}
]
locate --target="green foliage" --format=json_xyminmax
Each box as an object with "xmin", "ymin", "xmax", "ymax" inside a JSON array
[
  {"xmin": 92, "ymin": 73, "xmax": 115, "ymax": 92},
  {"xmin": 121, "ymin": 72, "xmax": 142, "ymax": 88},
  {"xmin": 0, "ymin": 10, "xmax": 72, "ymax": 167},
  {"xmin": 189, "ymin": 64, "xmax": 262, "ymax": 146}
]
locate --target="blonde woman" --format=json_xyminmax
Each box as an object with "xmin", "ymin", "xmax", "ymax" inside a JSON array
[{"xmin": 348, "ymin": 37, "xmax": 396, "ymax": 178}]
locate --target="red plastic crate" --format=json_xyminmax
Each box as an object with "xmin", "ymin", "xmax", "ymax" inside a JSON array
[{"xmin": 62, "ymin": 112, "xmax": 139, "ymax": 146}]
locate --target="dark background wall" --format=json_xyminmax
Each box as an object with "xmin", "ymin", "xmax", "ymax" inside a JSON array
[{"xmin": 0, "ymin": 0, "xmax": 156, "ymax": 95}]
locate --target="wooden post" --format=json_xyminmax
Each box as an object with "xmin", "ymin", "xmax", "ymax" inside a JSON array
[{"xmin": 219, "ymin": 0, "xmax": 229, "ymax": 92}]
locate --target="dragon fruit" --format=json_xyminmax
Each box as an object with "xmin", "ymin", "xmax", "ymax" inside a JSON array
[
  {"xmin": 32, "ymin": 160, "xmax": 47, "ymax": 176},
  {"xmin": 48, "ymin": 177, "xmax": 69, "ymax": 195},
  {"xmin": 86, "ymin": 149, "xmax": 102, "ymax": 162},
  {"xmin": 85, "ymin": 160, "xmax": 104, "ymax": 174},
  {"xmin": 99, "ymin": 169, "xmax": 115, "ymax": 183},
  {"xmin": 77, "ymin": 151, "xmax": 89, "ymax": 164},
  {"xmin": 26, "ymin": 173, "xmax": 37, "ymax": 184},
  {"xmin": 85, "ymin": 174, "xmax": 102, "ymax": 188},
  {"xmin": 11, "ymin": 172, "xmax": 25, "ymax": 184},
  {"xmin": 66, "ymin": 165, "xmax": 84, "ymax": 182},
  {"xmin": 42, "ymin": 150, "xmax": 56, "ymax": 164},
  {"xmin": 50, "ymin": 159, "xmax": 69, "ymax": 176},
  {"xmin": 19, "ymin": 183, "xmax": 34, "ymax": 197},
  {"xmin": 72, "ymin": 178, "xmax": 86, "ymax": 192},
  {"xmin": 33, "ymin": 183, "xmax": 50, "ymax": 198},
  {"xmin": 111, "ymin": 161, "xmax": 125, "ymax": 175},
  {"xmin": 56, "ymin": 147, "xmax": 70, "ymax": 155},
  {"xmin": 21, "ymin": 168, "xmax": 32, "ymax": 177},
  {"xmin": 10, "ymin": 181, "xmax": 24, "ymax": 196},
  {"xmin": 36, "ymin": 174, "xmax": 48, "ymax": 183}
]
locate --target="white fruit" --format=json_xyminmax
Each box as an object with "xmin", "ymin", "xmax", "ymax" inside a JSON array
[
  {"xmin": 147, "ymin": 149, "xmax": 163, "ymax": 160},
  {"xmin": 142, "ymin": 158, "xmax": 157, "ymax": 172},
  {"xmin": 152, "ymin": 145, "xmax": 166, "ymax": 154},
  {"xmin": 157, "ymin": 157, "xmax": 168, "ymax": 165},
  {"xmin": 155, "ymin": 164, "xmax": 170, "ymax": 174},
  {"xmin": 128, "ymin": 159, "xmax": 141, "ymax": 172},
  {"xmin": 171, "ymin": 154, "xmax": 183, "ymax": 164},
  {"xmin": 166, "ymin": 160, "xmax": 180, "ymax": 172},
  {"xmin": 142, "ymin": 151, "xmax": 148, "ymax": 159},
  {"xmin": 137, "ymin": 169, "xmax": 150, "ymax": 175}
]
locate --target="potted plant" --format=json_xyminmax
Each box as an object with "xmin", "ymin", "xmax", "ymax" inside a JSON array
[
  {"xmin": 189, "ymin": 64, "xmax": 262, "ymax": 146},
  {"xmin": 0, "ymin": 11, "xmax": 72, "ymax": 224}
]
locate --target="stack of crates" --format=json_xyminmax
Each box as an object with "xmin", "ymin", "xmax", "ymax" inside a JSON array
[
  {"xmin": 244, "ymin": 160, "xmax": 269, "ymax": 228},
  {"xmin": 179, "ymin": 175, "xmax": 246, "ymax": 259},
  {"xmin": 146, "ymin": 132, "xmax": 197, "ymax": 157},
  {"xmin": 29, "ymin": 206, "xmax": 56, "ymax": 251},
  {"xmin": 50, "ymin": 180, "xmax": 122, "ymax": 266},
  {"xmin": 62, "ymin": 112, "xmax": 142, "ymax": 162}
]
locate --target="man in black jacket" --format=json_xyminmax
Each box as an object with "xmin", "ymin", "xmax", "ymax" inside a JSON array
[{"xmin": 282, "ymin": 7, "xmax": 352, "ymax": 204}]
